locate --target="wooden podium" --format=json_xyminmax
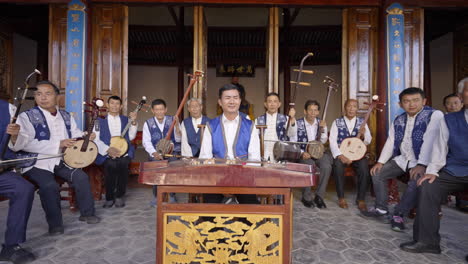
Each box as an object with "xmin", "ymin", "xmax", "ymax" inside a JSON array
[{"xmin": 139, "ymin": 160, "xmax": 316, "ymax": 264}]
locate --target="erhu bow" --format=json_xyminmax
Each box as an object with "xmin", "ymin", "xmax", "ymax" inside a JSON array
[{"xmin": 155, "ymin": 70, "xmax": 203, "ymax": 156}]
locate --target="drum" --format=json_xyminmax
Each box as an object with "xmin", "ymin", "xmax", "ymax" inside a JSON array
[
  {"xmin": 306, "ymin": 141, "xmax": 325, "ymax": 159},
  {"xmin": 273, "ymin": 141, "xmax": 302, "ymax": 162}
]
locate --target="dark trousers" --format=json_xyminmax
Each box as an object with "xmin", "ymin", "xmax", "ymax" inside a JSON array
[
  {"xmin": 102, "ymin": 157, "xmax": 130, "ymax": 201},
  {"xmin": 300, "ymin": 152, "xmax": 333, "ymax": 201},
  {"xmin": 394, "ymin": 179, "xmax": 418, "ymax": 216},
  {"xmin": 372, "ymin": 160, "xmax": 405, "ymax": 211},
  {"xmin": 413, "ymin": 171, "xmax": 468, "ymax": 246},
  {"xmin": 0, "ymin": 171, "xmax": 34, "ymax": 246},
  {"xmin": 24, "ymin": 162, "xmax": 95, "ymax": 229},
  {"xmin": 203, "ymin": 194, "xmax": 259, "ymax": 204},
  {"xmin": 333, "ymin": 158, "xmax": 370, "ymax": 201}
]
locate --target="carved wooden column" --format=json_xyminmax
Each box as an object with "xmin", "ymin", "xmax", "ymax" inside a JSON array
[
  {"xmin": 193, "ymin": 6, "xmax": 207, "ymax": 106},
  {"xmin": 266, "ymin": 7, "xmax": 279, "ymax": 94}
]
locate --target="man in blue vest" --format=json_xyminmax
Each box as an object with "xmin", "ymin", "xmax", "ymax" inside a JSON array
[
  {"xmin": 329, "ymin": 99, "xmax": 372, "ymax": 210},
  {"xmin": 94, "ymin": 96, "xmax": 138, "ymax": 208},
  {"xmin": 0, "ymin": 98, "xmax": 35, "ymax": 263},
  {"xmin": 11, "ymin": 81, "xmax": 100, "ymax": 236},
  {"xmin": 292, "ymin": 100, "xmax": 333, "ymax": 209},
  {"xmin": 199, "ymin": 84, "xmax": 261, "ymax": 204},
  {"xmin": 180, "ymin": 98, "xmax": 209, "ymax": 158},
  {"xmin": 142, "ymin": 99, "xmax": 181, "ymax": 204},
  {"xmin": 361, "ymin": 88, "xmax": 443, "ymax": 232},
  {"xmin": 400, "ymin": 79, "xmax": 468, "ymax": 255},
  {"xmin": 443, "ymin": 93, "xmax": 463, "ymax": 114}
]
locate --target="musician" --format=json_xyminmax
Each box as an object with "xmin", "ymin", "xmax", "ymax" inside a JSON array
[
  {"xmin": 94, "ymin": 96, "xmax": 138, "ymax": 208},
  {"xmin": 180, "ymin": 98, "xmax": 209, "ymax": 158},
  {"xmin": 0, "ymin": 99, "xmax": 35, "ymax": 263},
  {"xmin": 142, "ymin": 99, "xmax": 181, "ymax": 204},
  {"xmin": 199, "ymin": 83, "xmax": 261, "ymax": 204},
  {"xmin": 362, "ymin": 88, "xmax": 443, "ymax": 232},
  {"xmin": 254, "ymin": 92, "xmax": 296, "ymax": 161},
  {"xmin": 291, "ymin": 100, "xmax": 333, "ymax": 209},
  {"xmin": 11, "ymin": 81, "xmax": 100, "ymax": 236},
  {"xmin": 400, "ymin": 79, "xmax": 468, "ymax": 254},
  {"xmin": 443, "ymin": 93, "xmax": 463, "ymax": 113},
  {"xmin": 217, "ymin": 76, "xmax": 254, "ymax": 120},
  {"xmin": 329, "ymin": 99, "xmax": 371, "ymax": 210}
]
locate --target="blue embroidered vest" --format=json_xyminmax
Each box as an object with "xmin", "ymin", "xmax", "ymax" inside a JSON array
[
  {"xmin": 146, "ymin": 115, "xmax": 180, "ymax": 155},
  {"xmin": 183, "ymin": 116, "xmax": 209, "ymax": 157},
  {"xmin": 95, "ymin": 115, "xmax": 135, "ymax": 165},
  {"xmin": 296, "ymin": 117, "xmax": 321, "ymax": 151},
  {"xmin": 443, "ymin": 110, "xmax": 468, "ymax": 177},
  {"xmin": 336, "ymin": 116, "xmax": 363, "ymax": 146},
  {"xmin": 16, "ymin": 107, "xmax": 72, "ymax": 167},
  {"xmin": 392, "ymin": 106, "xmax": 435, "ymax": 160},
  {"xmin": 256, "ymin": 113, "xmax": 288, "ymax": 141},
  {"xmin": 0, "ymin": 100, "xmax": 16, "ymax": 160},
  {"xmin": 208, "ymin": 113, "xmax": 252, "ymax": 159}
]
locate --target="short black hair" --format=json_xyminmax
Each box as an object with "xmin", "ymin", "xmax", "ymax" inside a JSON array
[
  {"xmin": 108, "ymin": 95, "xmax": 122, "ymax": 104},
  {"xmin": 151, "ymin": 99, "xmax": 166, "ymax": 108},
  {"xmin": 265, "ymin": 92, "xmax": 280, "ymax": 101},
  {"xmin": 36, "ymin": 80, "xmax": 60, "ymax": 95},
  {"xmin": 399, "ymin": 87, "xmax": 425, "ymax": 102},
  {"xmin": 218, "ymin": 84, "xmax": 241, "ymax": 99},
  {"xmin": 304, "ymin": 100, "xmax": 321, "ymax": 111},
  {"xmin": 443, "ymin": 93, "xmax": 461, "ymax": 105}
]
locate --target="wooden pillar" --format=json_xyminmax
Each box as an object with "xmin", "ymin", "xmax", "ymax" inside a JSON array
[
  {"xmin": 403, "ymin": 8, "xmax": 424, "ymax": 89},
  {"xmin": 266, "ymin": 7, "xmax": 279, "ymax": 94},
  {"xmin": 0, "ymin": 28, "xmax": 13, "ymax": 100},
  {"xmin": 282, "ymin": 8, "xmax": 291, "ymax": 114},
  {"xmin": 193, "ymin": 6, "xmax": 207, "ymax": 105},
  {"xmin": 49, "ymin": 4, "xmax": 68, "ymax": 107},
  {"xmin": 177, "ymin": 7, "xmax": 185, "ymax": 119}
]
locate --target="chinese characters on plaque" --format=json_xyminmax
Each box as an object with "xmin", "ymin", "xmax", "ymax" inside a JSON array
[{"xmin": 216, "ymin": 64, "xmax": 255, "ymax": 77}]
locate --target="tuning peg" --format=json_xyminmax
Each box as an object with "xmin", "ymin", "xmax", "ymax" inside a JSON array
[
  {"xmin": 290, "ymin": 81, "xmax": 311, "ymax": 87},
  {"xmin": 293, "ymin": 69, "xmax": 314, "ymax": 74}
]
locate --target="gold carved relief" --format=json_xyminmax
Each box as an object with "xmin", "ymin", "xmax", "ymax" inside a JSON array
[{"xmin": 164, "ymin": 214, "xmax": 282, "ymax": 264}]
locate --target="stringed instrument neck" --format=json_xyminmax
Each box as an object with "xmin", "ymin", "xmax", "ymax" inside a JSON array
[{"xmin": 80, "ymin": 117, "xmax": 96, "ymax": 152}]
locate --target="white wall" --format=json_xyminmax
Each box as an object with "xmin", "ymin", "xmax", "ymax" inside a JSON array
[{"xmin": 430, "ymin": 32, "xmax": 454, "ymax": 112}]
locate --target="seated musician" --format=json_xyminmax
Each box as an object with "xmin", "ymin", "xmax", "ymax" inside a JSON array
[
  {"xmin": 180, "ymin": 98, "xmax": 209, "ymax": 158},
  {"xmin": 0, "ymin": 99, "xmax": 35, "ymax": 263},
  {"xmin": 93, "ymin": 96, "xmax": 138, "ymax": 208},
  {"xmin": 443, "ymin": 93, "xmax": 463, "ymax": 113},
  {"xmin": 329, "ymin": 99, "xmax": 371, "ymax": 210},
  {"xmin": 199, "ymin": 84, "xmax": 261, "ymax": 204},
  {"xmin": 361, "ymin": 88, "xmax": 443, "ymax": 233},
  {"xmin": 291, "ymin": 100, "xmax": 333, "ymax": 209},
  {"xmin": 11, "ymin": 81, "xmax": 100, "ymax": 236},
  {"xmin": 400, "ymin": 79, "xmax": 468, "ymax": 255},
  {"xmin": 142, "ymin": 99, "xmax": 181, "ymax": 205}
]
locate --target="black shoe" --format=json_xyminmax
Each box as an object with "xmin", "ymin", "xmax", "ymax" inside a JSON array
[
  {"xmin": 301, "ymin": 198, "xmax": 315, "ymax": 208},
  {"xmin": 0, "ymin": 245, "xmax": 36, "ymax": 264},
  {"xmin": 79, "ymin": 215, "xmax": 101, "ymax": 224},
  {"xmin": 314, "ymin": 195, "xmax": 327, "ymax": 209},
  {"xmin": 465, "ymin": 254, "xmax": 467, "ymax": 262},
  {"xmin": 115, "ymin": 198, "xmax": 125, "ymax": 208},
  {"xmin": 400, "ymin": 242, "xmax": 441, "ymax": 254},
  {"xmin": 48, "ymin": 226, "xmax": 64, "ymax": 236},
  {"xmin": 103, "ymin": 200, "xmax": 114, "ymax": 208},
  {"xmin": 399, "ymin": 240, "xmax": 417, "ymax": 247},
  {"xmin": 390, "ymin": 215, "xmax": 406, "ymax": 232},
  {"xmin": 360, "ymin": 208, "xmax": 390, "ymax": 223}
]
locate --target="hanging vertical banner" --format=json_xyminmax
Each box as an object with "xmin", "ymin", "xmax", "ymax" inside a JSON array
[
  {"xmin": 386, "ymin": 3, "xmax": 405, "ymax": 128},
  {"xmin": 66, "ymin": 0, "xmax": 86, "ymax": 130}
]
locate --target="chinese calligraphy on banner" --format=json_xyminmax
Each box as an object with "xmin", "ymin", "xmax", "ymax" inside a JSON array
[
  {"xmin": 386, "ymin": 3, "xmax": 405, "ymax": 129},
  {"xmin": 216, "ymin": 64, "xmax": 255, "ymax": 77},
  {"xmin": 66, "ymin": 0, "xmax": 86, "ymax": 129}
]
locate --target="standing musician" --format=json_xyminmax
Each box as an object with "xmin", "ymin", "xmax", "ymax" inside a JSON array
[
  {"xmin": 94, "ymin": 96, "xmax": 138, "ymax": 208},
  {"xmin": 11, "ymin": 81, "xmax": 100, "ymax": 236},
  {"xmin": 199, "ymin": 84, "xmax": 261, "ymax": 204},
  {"xmin": 361, "ymin": 88, "xmax": 443, "ymax": 232},
  {"xmin": 180, "ymin": 98, "xmax": 209, "ymax": 158},
  {"xmin": 142, "ymin": 99, "xmax": 181, "ymax": 204},
  {"xmin": 329, "ymin": 99, "xmax": 371, "ymax": 210},
  {"xmin": 0, "ymin": 99, "xmax": 35, "ymax": 263},
  {"xmin": 400, "ymin": 79, "xmax": 468, "ymax": 255},
  {"xmin": 291, "ymin": 100, "xmax": 333, "ymax": 209},
  {"xmin": 254, "ymin": 92, "xmax": 297, "ymax": 162}
]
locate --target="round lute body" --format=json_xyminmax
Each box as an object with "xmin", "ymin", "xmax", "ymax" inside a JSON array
[
  {"xmin": 305, "ymin": 76, "xmax": 338, "ymax": 160},
  {"xmin": 63, "ymin": 140, "xmax": 99, "ymax": 168},
  {"xmin": 109, "ymin": 97, "xmax": 147, "ymax": 158},
  {"xmin": 63, "ymin": 98, "xmax": 104, "ymax": 168},
  {"xmin": 339, "ymin": 95, "xmax": 383, "ymax": 161}
]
